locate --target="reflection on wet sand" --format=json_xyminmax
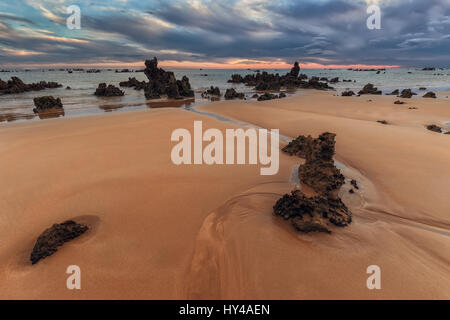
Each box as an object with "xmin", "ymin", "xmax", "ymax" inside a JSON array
[
  {"xmin": 36, "ymin": 108, "xmax": 65, "ymax": 120},
  {"xmin": 146, "ymin": 98, "xmax": 195, "ymax": 109},
  {"xmin": 0, "ymin": 113, "xmax": 35, "ymax": 123},
  {"xmin": 99, "ymin": 104, "xmax": 124, "ymax": 112}
]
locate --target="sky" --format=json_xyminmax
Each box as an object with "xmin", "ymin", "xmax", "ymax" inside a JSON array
[{"xmin": 0, "ymin": 0, "xmax": 449, "ymax": 68}]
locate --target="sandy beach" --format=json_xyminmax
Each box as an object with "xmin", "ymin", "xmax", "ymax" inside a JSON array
[{"xmin": 0, "ymin": 91, "xmax": 449, "ymax": 299}]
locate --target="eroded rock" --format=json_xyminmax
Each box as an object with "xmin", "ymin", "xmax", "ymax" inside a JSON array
[
  {"xmin": 358, "ymin": 83, "xmax": 381, "ymax": 95},
  {"xmin": 30, "ymin": 220, "xmax": 88, "ymax": 264},
  {"xmin": 224, "ymin": 88, "xmax": 245, "ymax": 100},
  {"xmin": 94, "ymin": 83, "xmax": 124, "ymax": 96}
]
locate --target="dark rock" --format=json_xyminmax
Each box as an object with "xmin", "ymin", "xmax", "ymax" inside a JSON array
[
  {"xmin": 33, "ymin": 96, "xmax": 63, "ymax": 113},
  {"xmin": 279, "ymin": 92, "xmax": 286, "ymax": 98},
  {"xmin": 422, "ymin": 67, "xmax": 435, "ymax": 71},
  {"xmin": 257, "ymin": 92, "xmax": 278, "ymax": 101},
  {"xmin": 350, "ymin": 179, "xmax": 359, "ymax": 189},
  {"xmin": 289, "ymin": 61, "xmax": 300, "ymax": 77},
  {"xmin": 358, "ymin": 83, "xmax": 382, "ymax": 95},
  {"xmin": 399, "ymin": 89, "xmax": 416, "ymax": 98},
  {"xmin": 201, "ymin": 86, "xmax": 221, "ymax": 98},
  {"xmin": 377, "ymin": 120, "xmax": 389, "ymax": 125},
  {"xmin": 349, "ymin": 189, "xmax": 355, "ymax": 194},
  {"xmin": 426, "ymin": 124, "xmax": 443, "ymax": 133},
  {"xmin": 66, "ymin": 86, "xmax": 71, "ymax": 90},
  {"xmin": 419, "ymin": 87, "xmax": 427, "ymax": 90},
  {"xmin": 341, "ymin": 90, "xmax": 355, "ymax": 96},
  {"xmin": 94, "ymin": 83, "xmax": 124, "ymax": 96},
  {"xmin": 0, "ymin": 77, "xmax": 62, "ymax": 95},
  {"xmin": 273, "ymin": 190, "xmax": 352, "ymax": 233},
  {"xmin": 142, "ymin": 57, "xmax": 194, "ymax": 99},
  {"xmin": 119, "ymin": 77, "xmax": 146, "ymax": 90},
  {"xmin": 386, "ymin": 89, "xmax": 399, "ymax": 95},
  {"xmin": 252, "ymin": 93, "xmax": 259, "ymax": 99},
  {"xmin": 423, "ymin": 92, "xmax": 436, "ymax": 98},
  {"xmin": 394, "ymin": 100, "xmax": 405, "ymax": 104},
  {"xmin": 224, "ymin": 88, "xmax": 245, "ymax": 100},
  {"xmin": 329, "ymin": 77, "xmax": 339, "ymax": 83},
  {"xmin": 30, "ymin": 220, "xmax": 88, "ymax": 264}
]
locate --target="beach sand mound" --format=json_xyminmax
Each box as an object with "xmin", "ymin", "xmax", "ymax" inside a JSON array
[{"xmin": 30, "ymin": 220, "xmax": 88, "ymax": 265}]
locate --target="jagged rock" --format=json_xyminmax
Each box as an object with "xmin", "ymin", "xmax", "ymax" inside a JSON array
[
  {"xmin": 0, "ymin": 77, "xmax": 62, "ymax": 95},
  {"xmin": 33, "ymin": 96, "xmax": 63, "ymax": 113},
  {"xmin": 282, "ymin": 135, "xmax": 314, "ymax": 157},
  {"xmin": 30, "ymin": 220, "xmax": 88, "ymax": 264},
  {"xmin": 358, "ymin": 83, "xmax": 381, "ymax": 95},
  {"xmin": 399, "ymin": 89, "xmax": 416, "ymax": 98},
  {"xmin": 201, "ymin": 86, "xmax": 221, "ymax": 98},
  {"xmin": 273, "ymin": 190, "xmax": 352, "ymax": 233},
  {"xmin": 386, "ymin": 89, "xmax": 399, "ymax": 95},
  {"xmin": 341, "ymin": 90, "xmax": 355, "ymax": 96},
  {"xmin": 289, "ymin": 61, "xmax": 300, "ymax": 77},
  {"xmin": 94, "ymin": 83, "xmax": 124, "ymax": 96},
  {"xmin": 227, "ymin": 74, "xmax": 244, "ymax": 83},
  {"xmin": 329, "ymin": 77, "xmax": 339, "ymax": 83},
  {"xmin": 224, "ymin": 88, "xmax": 245, "ymax": 100},
  {"xmin": 143, "ymin": 57, "xmax": 194, "ymax": 99},
  {"xmin": 423, "ymin": 92, "xmax": 436, "ymax": 98},
  {"xmin": 394, "ymin": 100, "xmax": 405, "ymax": 104},
  {"xmin": 426, "ymin": 124, "xmax": 443, "ymax": 133},
  {"xmin": 119, "ymin": 77, "xmax": 146, "ymax": 90}
]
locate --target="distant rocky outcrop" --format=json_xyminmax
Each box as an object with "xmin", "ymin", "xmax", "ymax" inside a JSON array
[
  {"xmin": 94, "ymin": 83, "xmax": 124, "ymax": 96},
  {"xmin": 224, "ymin": 88, "xmax": 245, "ymax": 100},
  {"xmin": 227, "ymin": 62, "xmax": 332, "ymax": 91},
  {"xmin": 275, "ymin": 132, "xmax": 351, "ymax": 233},
  {"xmin": 0, "ymin": 77, "xmax": 62, "ymax": 95},
  {"xmin": 358, "ymin": 83, "xmax": 381, "ymax": 95},
  {"xmin": 423, "ymin": 92, "xmax": 436, "ymax": 98},
  {"xmin": 119, "ymin": 77, "xmax": 146, "ymax": 90},
  {"xmin": 30, "ymin": 220, "xmax": 88, "ymax": 264}
]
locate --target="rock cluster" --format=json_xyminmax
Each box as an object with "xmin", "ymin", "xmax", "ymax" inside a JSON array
[
  {"xmin": 30, "ymin": 220, "xmax": 88, "ymax": 264},
  {"xmin": 143, "ymin": 57, "xmax": 194, "ymax": 99},
  {"xmin": 227, "ymin": 62, "xmax": 332, "ymax": 91},
  {"xmin": 257, "ymin": 92, "xmax": 286, "ymax": 101},
  {"xmin": 94, "ymin": 83, "xmax": 124, "ymax": 96},
  {"xmin": 275, "ymin": 132, "xmax": 351, "ymax": 233},
  {"xmin": 201, "ymin": 86, "xmax": 221, "ymax": 98},
  {"xmin": 224, "ymin": 88, "xmax": 245, "ymax": 100},
  {"xmin": 0, "ymin": 77, "xmax": 62, "ymax": 95},
  {"xmin": 341, "ymin": 90, "xmax": 355, "ymax": 96},
  {"xmin": 358, "ymin": 83, "xmax": 381, "ymax": 95},
  {"xmin": 33, "ymin": 96, "xmax": 64, "ymax": 114},
  {"xmin": 119, "ymin": 77, "xmax": 146, "ymax": 90}
]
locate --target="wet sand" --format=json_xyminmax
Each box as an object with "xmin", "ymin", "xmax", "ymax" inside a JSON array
[{"xmin": 0, "ymin": 91, "xmax": 449, "ymax": 299}]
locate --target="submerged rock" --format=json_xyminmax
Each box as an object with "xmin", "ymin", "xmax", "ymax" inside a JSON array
[
  {"xmin": 94, "ymin": 83, "xmax": 124, "ymax": 96},
  {"xmin": 30, "ymin": 220, "xmax": 88, "ymax": 264}
]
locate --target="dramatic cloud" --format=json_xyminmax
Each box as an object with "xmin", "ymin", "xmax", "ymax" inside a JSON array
[{"xmin": 0, "ymin": 0, "xmax": 449, "ymax": 67}]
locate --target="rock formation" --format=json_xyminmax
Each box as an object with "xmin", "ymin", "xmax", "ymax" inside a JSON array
[
  {"xmin": 341, "ymin": 90, "xmax": 355, "ymax": 96},
  {"xmin": 142, "ymin": 57, "xmax": 194, "ymax": 99},
  {"xmin": 399, "ymin": 89, "xmax": 416, "ymax": 98},
  {"xmin": 276, "ymin": 132, "xmax": 351, "ymax": 233},
  {"xmin": 423, "ymin": 92, "xmax": 436, "ymax": 98},
  {"xmin": 201, "ymin": 86, "xmax": 221, "ymax": 98},
  {"xmin": 33, "ymin": 96, "xmax": 64, "ymax": 114},
  {"xmin": 30, "ymin": 220, "xmax": 88, "ymax": 264},
  {"xmin": 119, "ymin": 77, "xmax": 146, "ymax": 90},
  {"xmin": 94, "ymin": 83, "xmax": 124, "ymax": 96},
  {"xmin": 224, "ymin": 88, "xmax": 245, "ymax": 100},
  {"xmin": 358, "ymin": 83, "xmax": 381, "ymax": 95},
  {"xmin": 0, "ymin": 77, "xmax": 62, "ymax": 95}
]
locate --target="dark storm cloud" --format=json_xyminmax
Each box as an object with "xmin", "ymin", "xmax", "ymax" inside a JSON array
[{"xmin": 1, "ymin": 0, "xmax": 450, "ymax": 67}]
